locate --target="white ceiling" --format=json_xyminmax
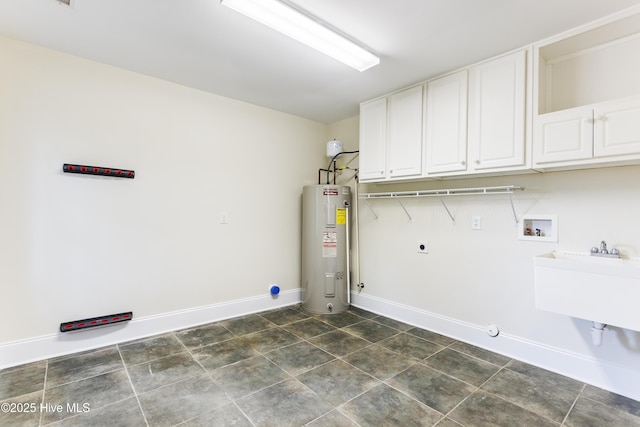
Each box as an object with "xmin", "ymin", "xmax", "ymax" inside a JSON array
[{"xmin": 1, "ymin": 0, "xmax": 640, "ymax": 123}]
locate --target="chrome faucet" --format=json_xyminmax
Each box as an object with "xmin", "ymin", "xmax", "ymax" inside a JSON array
[
  {"xmin": 591, "ymin": 240, "xmax": 620, "ymax": 258},
  {"xmin": 600, "ymin": 240, "xmax": 608, "ymax": 254}
]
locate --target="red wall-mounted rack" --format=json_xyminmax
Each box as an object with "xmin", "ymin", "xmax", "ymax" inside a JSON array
[
  {"xmin": 60, "ymin": 312, "xmax": 133, "ymax": 332},
  {"xmin": 63, "ymin": 163, "xmax": 135, "ymax": 179}
]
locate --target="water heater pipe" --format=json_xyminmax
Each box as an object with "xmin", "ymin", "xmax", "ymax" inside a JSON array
[
  {"xmin": 325, "ymin": 151, "xmax": 359, "ymax": 184},
  {"xmin": 353, "ymin": 180, "xmax": 361, "ymax": 293},
  {"xmin": 345, "ymin": 203, "xmax": 351, "ymax": 305},
  {"xmin": 344, "ymin": 204, "xmax": 351, "ymax": 305}
]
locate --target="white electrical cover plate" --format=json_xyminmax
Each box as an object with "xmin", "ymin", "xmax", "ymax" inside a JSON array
[{"xmin": 472, "ymin": 216, "xmax": 481, "ymax": 230}]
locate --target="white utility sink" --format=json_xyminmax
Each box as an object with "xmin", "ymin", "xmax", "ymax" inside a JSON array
[{"xmin": 534, "ymin": 250, "xmax": 640, "ymax": 332}]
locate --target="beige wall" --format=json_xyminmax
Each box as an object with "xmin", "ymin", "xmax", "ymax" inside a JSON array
[
  {"xmin": 327, "ymin": 104, "xmax": 640, "ymax": 399},
  {"xmin": 327, "ymin": 114, "xmax": 640, "ymax": 398},
  {"xmin": 358, "ymin": 165, "xmax": 640, "ymax": 394},
  {"xmin": 0, "ymin": 36, "xmax": 327, "ymax": 343},
  {"xmin": 3, "ymin": 34, "xmax": 639, "ymax": 398}
]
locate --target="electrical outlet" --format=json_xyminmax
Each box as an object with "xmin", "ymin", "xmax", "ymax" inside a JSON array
[
  {"xmin": 472, "ymin": 216, "xmax": 481, "ymax": 230},
  {"xmin": 220, "ymin": 211, "xmax": 229, "ymax": 224},
  {"xmin": 417, "ymin": 241, "xmax": 428, "ymax": 254}
]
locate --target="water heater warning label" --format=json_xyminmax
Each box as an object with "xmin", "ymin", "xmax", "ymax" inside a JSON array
[
  {"xmin": 322, "ymin": 231, "xmax": 337, "ymax": 257},
  {"xmin": 336, "ymin": 208, "xmax": 346, "ymax": 225}
]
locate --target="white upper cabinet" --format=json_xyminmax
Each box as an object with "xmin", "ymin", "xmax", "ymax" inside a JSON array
[
  {"xmin": 535, "ymin": 106, "xmax": 593, "ymax": 163},
  {"xmin": 468, "ymin": 50, "xmax": 527, "ymax": 171},
  {"xmin": 359, "ymin": 85, "xmax": 423, "ymax": 182},
  {"xmin": 594, "ymin": 96, "xmax": 640, "ymax": 157},
  {"xmin": 387, "ymin": 85, "xmax": 424, "ymax": 179},
  {"xmin": 359, "ymin": 7, "xmax": 640, "ymax": 181},
  {"xmin": 425, "ymin": 70, "xmax": 468, "ymax": 174},
  {"xmin": 361, "ymin": 49, "xmax": 529, "ymax": 181},
  {"xmin": 533, "ymin": 10, "xmax": 640, "ymax": 169},
  {"xmin": 424, "ymin": 50, "xmax": 529, "ymax": 177},
  {"xmin": 359, "ymin": 97, "xmax": 387, "ymax": 181}
]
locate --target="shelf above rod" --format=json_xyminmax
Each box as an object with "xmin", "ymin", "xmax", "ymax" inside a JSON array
[
  {"xmin": 359, "ymin": 185, "xmax": 524, "ymax": 223},
  {"xmin": 359, "ymin": 185, "xmax": 523, "ymax": 199}
]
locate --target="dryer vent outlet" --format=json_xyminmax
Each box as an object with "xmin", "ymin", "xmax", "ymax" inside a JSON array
[{"xmin": 486, "ymin": 324, "xmax": 500, "ymax": 337}]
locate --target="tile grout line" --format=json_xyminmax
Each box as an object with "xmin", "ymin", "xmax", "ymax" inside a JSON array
[
  {"xmin": 561, "ymin": 383, "xmax": 587, "ymax": 426},
  {"xmin": 115, "ymin": 343, "xmax": 150, "ymax": 427},
  {"xmin": 183, "ymin": 313, "xmax": 580, "ymax": 427},
  {"xmin": 294, "ymin": 325, "xmax": 368, "ymax": 427},
  {"xmin": 378, "ymin": 380, "xmax": 449, "ymax": 426},
  {"xmin": 145, "ymin": 331, "xmax": 240, "ymax": 424},
  {"xmin": 231, "ymin": 333, "xmax": 301, "ymax": 426},
  {"xmin": 384, "ymin": 339, "xmax": 479, "ymax": 426},
  {"xmin": 334, "ymin": 335, "xmax": 467, "ymax": 426},
  {"xmin": 436, "ymin": 367, "xmax": 499, "ymax": 426},
  {"xmin": 254, "ymin": 312, "xmax": 378, "ymax": 425},
  {"xmin": 122, "ymin": 310, "xmax": 292, "ymax": 426},
  {"xmin": 419, "ymin": 346, "xmax": 517, "ymax": 426},
  {"xmin": 293, "ymin": 316, "xmax": 432, "ymax": 425},
  {"xmin": 175, "ymin": 325, "xmax": 284, "ymax": 426},
  {"xmin": 231, "ymin": 400, "xmax": 259, "ymax": 427},
  {"xmin": 7, "ymin": 307, "xmax": 637, "ymax": 426},
  {"xmin": 37, "ymin": 346, "xmax": 146, "ymax": 426},
  {"xmin": 462, "ymin": 363, "xmax": 567, "ymax": 426},
  {"xmin": 38, "ymin": 361, "xmax": 49, "ymax": 427},
  {"xmin": 42, "ymin": 347, "xmax": 125, "ymax": 392}
]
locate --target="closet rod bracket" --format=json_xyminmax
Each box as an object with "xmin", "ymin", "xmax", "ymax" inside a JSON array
[
  {"xmin": 439, "ymin": 199, "xmax": 455, "ymax": 223},
  {"xmin": 508, "ymin": 194, "xmax": 519, "ymax": 224},
  {"xmin": 363, "ymin": 198, "xmax": 378, "ymax": 219},
  {"xmin": 396, "ymin": 197, "xmax": 412, "ymax": 221}
]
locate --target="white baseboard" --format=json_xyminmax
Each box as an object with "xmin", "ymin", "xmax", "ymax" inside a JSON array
[
  {"xmin": 350, "ymin": 292, "xmax": 640, "ymax": 401},
  {"xmin": 4, "ymin": 289, "xmax": 638, "ymax": 402},
  {"xmin": 0, "ymin": 289, "xmax": 301, "ymax": 370}
]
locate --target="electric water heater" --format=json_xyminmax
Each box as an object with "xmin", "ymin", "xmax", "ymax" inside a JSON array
[{"xmin": 301, "ymin": 185, "xmax": 351, "ymax": 314}]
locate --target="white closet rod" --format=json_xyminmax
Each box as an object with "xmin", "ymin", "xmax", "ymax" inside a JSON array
[
  {"xmin": 359, "ymin": 185, "xmax": 524, "ymax": 223},
  {"xmin": 359, "ymin": 185, "xmax": 523, "ymax": 199}
]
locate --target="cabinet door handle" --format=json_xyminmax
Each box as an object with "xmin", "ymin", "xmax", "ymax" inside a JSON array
[
  {"xmin": 460, "ymin": 161, "xmax": 466, "ymax": 166},
  {"xmin": 475, "ymin": 160, "xmax": 481, "ymax": 165},
  {"xmin": 596, "ymin": 114, "xmax": 608, "ymax": 122}
]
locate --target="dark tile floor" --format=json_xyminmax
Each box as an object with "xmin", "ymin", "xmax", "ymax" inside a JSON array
[{"xmin": 2, "ymin": 305, "xmax": 640, "ymax": 426}]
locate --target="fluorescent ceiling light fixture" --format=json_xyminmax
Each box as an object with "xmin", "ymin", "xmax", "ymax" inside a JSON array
[{"xmin": 221, "ymin": 0, "xmax": 380, "ymax": 71}]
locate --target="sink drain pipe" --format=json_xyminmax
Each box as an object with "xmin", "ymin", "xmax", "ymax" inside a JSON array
[{"xmin": 591, "ymin": 322, "xmax": 606, "ymax": 346}]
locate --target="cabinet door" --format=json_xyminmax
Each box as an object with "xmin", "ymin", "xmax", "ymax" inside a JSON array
[
  {"xmin": 594, "ymin": 96, "xmax": 640, "ymax": 157},
  {"xmin": 533, "ymin": 106, "xmax": 594, "ymax": 165},
  {"xmin": 468, "ymin": 50, "xmax": 526, "ymax": 171},
  {"xmin": 359, "ymin": 98, "xmax": 387, "ymax": 181},
  {"xmin": 425, "ymin": 70, "xmax": 468, "ymax": 174},
  {"xmin": 387, "ymin": 85, "xmax": 423, "ymax": 179}
]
